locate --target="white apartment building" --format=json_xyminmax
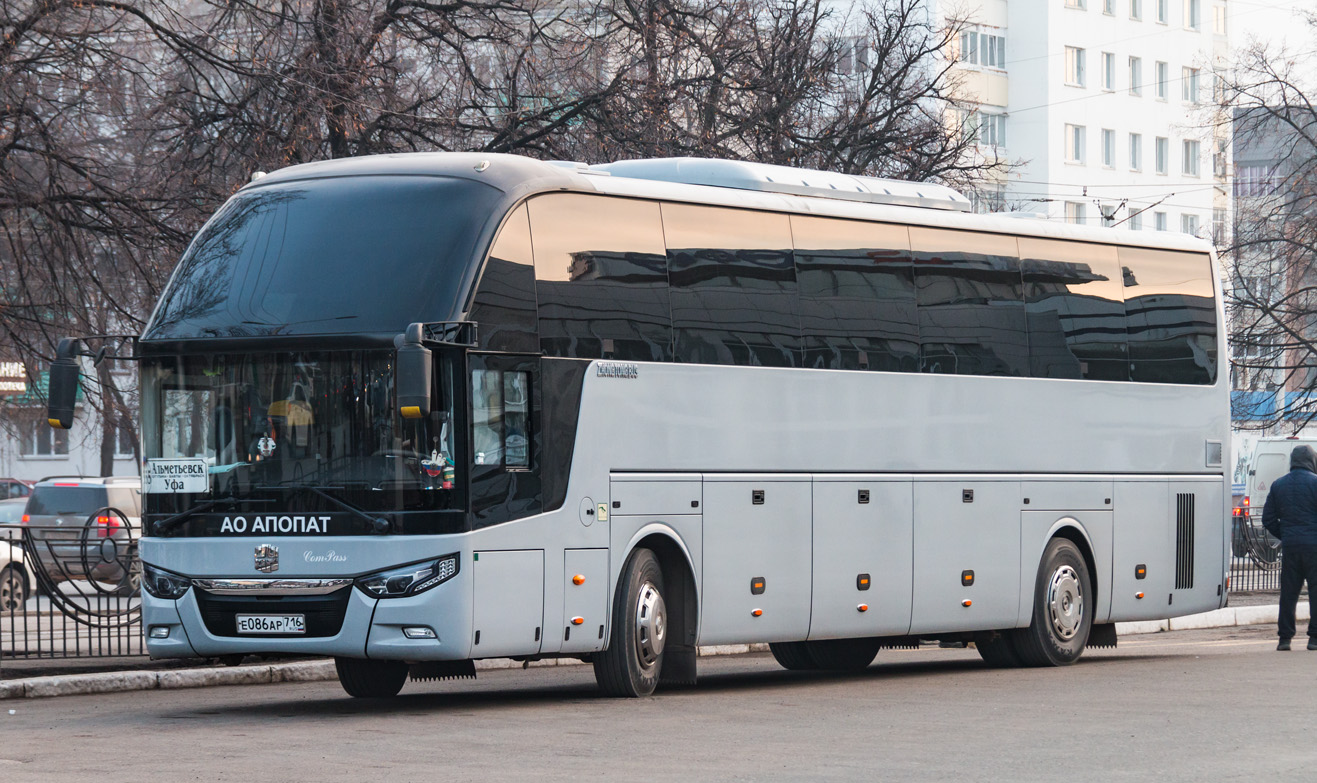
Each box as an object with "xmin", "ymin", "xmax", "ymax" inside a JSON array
[{"xmin": 927, "ymin": 0, "xmax": 1230, "ymax": 234}]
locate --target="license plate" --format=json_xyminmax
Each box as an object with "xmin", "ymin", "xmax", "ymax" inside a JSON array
[{"xmin": 235, "ymin": 614, "xmax": 306, "ymax": 635}]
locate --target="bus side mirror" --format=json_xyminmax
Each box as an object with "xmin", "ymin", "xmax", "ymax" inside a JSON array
[
  {"xmin": 48, "ymin": 338, "xmax": 81, "ymax": 430},
  {"xmin": 396, "ymin": 323, "xmax": 432, "ymax": 420}
]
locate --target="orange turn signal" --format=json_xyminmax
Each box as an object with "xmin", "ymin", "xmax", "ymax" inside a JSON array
[
  {"xmin": 857, "ymin": 604, "xmax": 868, "ymax": 613},
  {"xmin": 1136, "ymin": 592, "xmax": 1144, "ymax": 599},
  {"xmin": 751, "ymin": 609, "xmax": 763, "ymax": 617},
  {"xmin": 571, "ymin": 616, "xmax": 584, "ymax": 625},
  {"xmin": 962, "ymin": 599, "xmax": 972, "ymax": 607},
  {"xmin": 572, "ymin": 574, "xmax": 585, "ymax": 585}
]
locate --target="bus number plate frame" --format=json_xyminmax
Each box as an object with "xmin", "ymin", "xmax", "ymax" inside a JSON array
[{"xmin": 235, "ymin": 614, "xmax": 306, "ymax": 635}]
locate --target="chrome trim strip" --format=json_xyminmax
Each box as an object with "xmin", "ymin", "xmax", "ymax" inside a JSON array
[{"xmin": 192, "ymin": 578, "xmax": 353, "ymax": 596}]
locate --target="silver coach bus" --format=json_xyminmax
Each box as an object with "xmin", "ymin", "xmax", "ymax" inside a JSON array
[{"xmin": 49, "ymin": 154, "xmax": 1229, "ymax": 698}]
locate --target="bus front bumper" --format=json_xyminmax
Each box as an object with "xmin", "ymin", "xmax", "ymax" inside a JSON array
[{"xmin": 143, "ymin": 578, "xmax": 474, "ymax": 661}]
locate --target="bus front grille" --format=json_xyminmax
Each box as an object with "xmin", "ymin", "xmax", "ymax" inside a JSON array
[{"xmin": 194, "ymin": 586, "xmax": 352, "ymax": 638}]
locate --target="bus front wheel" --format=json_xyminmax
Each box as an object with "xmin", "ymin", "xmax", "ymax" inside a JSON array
[
  {"xmin": 594, "ymin": 548, "xmax": 666, "ymax": 697},
  {"xmin": 335, "ymin": 657, "xmax": 408, "ymax": 698},
  {"xmin": 1013, "ymin": 538, "xmax": 1092, "ymax": 667}
]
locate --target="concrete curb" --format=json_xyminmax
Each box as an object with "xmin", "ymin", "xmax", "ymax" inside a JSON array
[{"xmin": 0, "ymin": 607, "xmax": 1296, "ymax": 701}]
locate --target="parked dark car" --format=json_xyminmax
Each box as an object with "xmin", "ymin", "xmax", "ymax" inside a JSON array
[
  {"xmin": 22, "ymin": 477, "xmax": 141, "ymax": 594},
  {"xmin": 0, "ymin": 477, "xmax": 33, "ymax": 500}
]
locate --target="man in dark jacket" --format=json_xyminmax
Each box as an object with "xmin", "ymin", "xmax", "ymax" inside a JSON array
[{"xmin": 1260, "ymin": 444, "xmax": 1317, "ymax": 650}]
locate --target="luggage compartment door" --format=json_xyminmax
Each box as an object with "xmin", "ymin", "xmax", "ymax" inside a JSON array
[{"xmin": 471, "ymin": 550, "xmax": 544, "ymax": 657}]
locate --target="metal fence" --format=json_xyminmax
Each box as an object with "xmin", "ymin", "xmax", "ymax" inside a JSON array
[
  {"xmin": 1230, "ymin": 514, "xmax": 1282, "ymax": 593},
  {"xmin": 0, "ymin": 524, "xmax": 143, "ymax": 674}
]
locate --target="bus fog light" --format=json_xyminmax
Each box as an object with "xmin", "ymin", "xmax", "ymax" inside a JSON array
[
  {"xmin": 403, "ymin": 626, "xmax": 437, "ymax": 639},
  {"xmin": 149, "ymin": 626, "xmax": 171, "ymax": 639},
  {"xmin": 356, "ymin": 554, "xmax": 460, "ymax": 598}
]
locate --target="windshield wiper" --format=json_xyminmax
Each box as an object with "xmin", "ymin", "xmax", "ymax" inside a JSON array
[
  {"xmin": 256, "ymin": 486, "xmax": 391, "ymax": 534},
  {"xmin": 151, "ymin": 496, "xmax": 273, "ymax": 536}
]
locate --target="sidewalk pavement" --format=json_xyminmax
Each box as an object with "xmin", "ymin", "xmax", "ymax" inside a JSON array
[{"xmin": 0, "ymin": 601, "xmax": 1306, "ymax": 701}]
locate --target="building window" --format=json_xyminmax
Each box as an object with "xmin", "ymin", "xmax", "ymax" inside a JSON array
[
  {"xmin": 1155, "ymin": 136, "xmax": 1168, "ymax": 174},
  {"xmin": 1184, "ymin": 0, "xmax": 1201, "ymax": 30},
  {"xmin": 1181, "ymin": 67, "xmax": 1199, "ymax": 102},
  {"xmin": 1130, "ymin": 209, "xmax": 1143, "ymax": 230},
  {"xmin": 1212, "ymin": 207, "xmax": 1227, "ymax": 245},
  {"xmin": 971, "ymin": 186, "xmax": 1007, "ymax": 213},
  {"xmin": 1129, "ymin": 132, "xmax": 1143, "ymax": 170},
  {"xmin": 1065, "ymin": 201, "xmax": 1087, "ymax": 224},
  {"xmin": 1102, "ymin": 52, "xmax": 1115, "ymax": 90},
  {"xmin": 1066, "ymin": 124, "xmax": 1087, "ymax": 163},
  {"xmin": 1182, "ymin": 139, "xmax": 1200, "ymax": 176},
  {"xmin": 1131, "ymin": 0, "xmax": 1143, "ymax": 19},
  {"xmin": 1156, "ymin": 61, "xmax": 1168, "ymax": 99},
  {"xmin": 1129, "ymin": 57, "xmax": 1143, "ymax": 95},
  {"xmin": 958, "ymin": 30, "xmax": 979, "ymax": 64},
  {"xmin": 114, "ymin": 425, "xmax": 136, "ymax": 459},
  {"xmin": 20, "ymin": 415, "xmax": 70, "ymax": 457},
  {"xmin": 1155, "ymin": 211, "xmax": 1168, "ymax": 231},
  {"xmin": 1213, "ymin": 4, "xmax": 1227, "ymax": 34},
  {"xmin": 1181, "ymin": 213, "xmax": 1200, "ymax": 235},
  {"xmin": 1066, "ymin": 0, "xmax": 1086, "ymax": 8},
  {"xmin": 979, "ymin": 112, "xmax": 1007, "ymax": 146},
  {"xmin": 1157, "ymin": 0, "xmax": 1168, "ymax": 23},
  {"xmin": 1065, "ymin": 46, "xmax": 1086, "ymax": 86},
  {"xmin": 1102, "ymin": 129, "xmax": 1116, "ymax": 167},
  {"xmin": 1235, "ymin": 164, "xmax": 1279, "ymax": 197},
  {"xmin": 1104, "ymin": 0, "xmax": 1115, "ymax": 14}
]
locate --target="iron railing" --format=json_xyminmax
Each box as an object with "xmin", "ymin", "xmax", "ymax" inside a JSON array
[
  {"xmin": 0, "ymin": 523, "xmax": 143, "ymax": 675},
  {"xmin": 1229, "ymin": 513, "xmax": 1282, "ymax": 593}
]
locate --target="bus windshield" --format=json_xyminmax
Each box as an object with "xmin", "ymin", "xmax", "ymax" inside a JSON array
[{"xmin": 141, "ymin": 351, "xmax": 459, "ymax": 505}]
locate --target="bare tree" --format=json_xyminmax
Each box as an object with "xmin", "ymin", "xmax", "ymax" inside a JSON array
[{"xmin": 1220, "ymin": 21, "xmax": 1317, "ymax": 430}]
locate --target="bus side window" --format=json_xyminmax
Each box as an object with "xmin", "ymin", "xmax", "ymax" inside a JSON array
[
  {"xmin": 471, "ymin": 205, "xmax": 538, "ymax": 354},
  {"xmin": 529, "ymin": 195, "xmax": 672, "ymax": 362},
  {"xmin": 792, "ymin": 215, "xmax": 918, "ymax": 372},
  {"xmin": 1019, "ymin": 238, "xmax": 1129, "ymax": 381},
  {"xmin": 1119, "ymin": 247, "xmax": 1217, "ymax": 384},
  {"xmin": 910, "ymin": 228, "xmax": 1029, "ymax": 377},
  {"xmin": 662, "ymin": 203, "xmax": 800, "ymax": 368}
]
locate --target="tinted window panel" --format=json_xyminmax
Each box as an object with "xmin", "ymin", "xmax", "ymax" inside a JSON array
[
  {"xmin": 910, "ymin": 228, "xmax": 1028, "ymax": 376},
  {"xmin": 470, "ymin": 205, "xmax": 538, "ymax": 353},
  {"xmin": 663, "ymin": 204, "xmax": 799, "ymax": 367},
  {"xmin": 1120, "ymin": 247, "xmax": 1217, "ymax": 384},
  {"xmin": 146, "ymin": 176, "xmax": 502, "ymax": 339},
  {"xmin": 1019, "ymin": 239, "xmax": 1129, "ymax": 381},
  {"xmin": 529, "ymin": 195, "xmax": 672, "ymax": 361},
  {"xmin": 792, "ymin": 216, "xmax": 918, "ymax": 372}
]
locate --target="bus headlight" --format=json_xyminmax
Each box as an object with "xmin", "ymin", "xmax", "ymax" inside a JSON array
[
  {"xmin": 142, "ymin": 563, "xmax": 192, "ymax": 600},
  {"xmin": 356, "ymin": 554, "xmax": 459, "ymax": 598}
]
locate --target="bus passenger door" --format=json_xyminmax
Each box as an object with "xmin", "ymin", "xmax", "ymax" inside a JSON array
[
  {"xmin": 808, "ymin": 478, "xmax": 913, "ymax": 639},
  {"xmin": 468, "ymin": 354, "xmax": 541, "ymax": 527}
]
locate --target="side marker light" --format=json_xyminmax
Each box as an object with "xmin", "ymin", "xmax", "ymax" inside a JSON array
[
  {"xmin": 572, "ymin": 574, "xmax": 585, "ymax": 586},
  {"xmin": 857, "ymin": 604, "xmax": 868, "ymax": 613},
  {"xmin": 751, "ymin": 609, "xmax": 763, "ymax": 617},
  {"xmin": 962, "ymin": 600, "xmax": 972, "ymax": 607},
  {"xmin": 571, "ymin": 617, "xmax": 584, "ymax": 626}
]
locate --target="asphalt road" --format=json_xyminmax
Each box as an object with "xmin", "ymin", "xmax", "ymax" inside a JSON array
[{"xmin": 1, "ymin": 624, "xmax": 1312, "ymax": 782}]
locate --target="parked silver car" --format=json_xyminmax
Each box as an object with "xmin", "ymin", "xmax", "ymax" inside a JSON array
[
  {"xmin": 1, "ymin": 537, "xmax": 31, "ymax": 610},
  {"xmin": 22, "ymin": 477, "xmax": 141, "ymax": 594}
]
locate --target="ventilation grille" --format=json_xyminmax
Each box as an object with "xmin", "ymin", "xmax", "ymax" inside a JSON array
[
  {"xmin": 1205, "ymin": 440, "xmax": 1223, "ymax": 468},
  {"xmin": 1175, "ymin": 493, "xmax": 1196, "ymax": 590}
]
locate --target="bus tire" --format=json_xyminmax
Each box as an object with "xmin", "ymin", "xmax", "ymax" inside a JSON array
[
  {"xmin": 769, "ymin": 641, "xmax": 818, "ymax": 671},
  {"xmin": 975, "ymin": 633, "xmax": 1022, "ymax": 668},
  {"xmin": 335, "ymin": 657, "xmax": 408, "ymax": 698},
  {"xmin": 806, "ymin": 638, "xmax": 880, "ymax": 671},
  {"xmin": 594, "ymin": 548, "xmax": 666, "ymax": 697},
  {"xmin": 1013, "ymin": 538, "xmax": 1092, "ymax": 667}
]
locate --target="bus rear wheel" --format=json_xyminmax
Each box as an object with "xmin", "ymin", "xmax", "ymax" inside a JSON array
[
  {"xmin": 769, "ymin": 641, "xmax": 818, "ymax": 671},
  {"xmin": 594, "ymin": 548, "xmax": 666, "ymax": 697},
  {"xmin": 806, "ymin": 638, "xmax": 881, "ymax": 672},
  {"xmin": 335, "ymin": 657, "xmax": 408, "ymax": 698},
  {"xmin": 1013, "ymin": 538, "xmax": 1092, "ymax": 667}
]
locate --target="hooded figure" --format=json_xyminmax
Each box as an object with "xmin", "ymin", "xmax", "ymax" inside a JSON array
[{"xmin": 1260, "ymin": 444, "xmax": 1317, "ymax": 650}]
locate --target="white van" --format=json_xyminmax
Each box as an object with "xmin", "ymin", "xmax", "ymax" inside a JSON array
[{"xmin": 1243, "ymin": 437, "xmax": 1317, "ymax": 514}]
